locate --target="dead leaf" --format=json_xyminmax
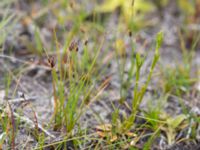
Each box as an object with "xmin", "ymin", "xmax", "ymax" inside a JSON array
[
  {"xmin": 125, "ymin": 131, "xmax": 137, "ymax": 137},
  {"xmin": 110, "ymin": 135, "xmax": 118, "ymax": 142},
  {"xmin": 95, "ymin": 124, "xmax": 112, "ymax": 132}
]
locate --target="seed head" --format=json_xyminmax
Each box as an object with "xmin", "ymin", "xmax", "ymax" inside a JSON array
[
  {"xmin": 129, "ymin": 31, "xmax": 132, "ymax": 37},
  {"xmin": 84, "ymin": 40, "xmax": 88, "ymax": 46},
  {"xmin": 48, "ymin": 56, "xmax": 56, "ymax": 68},
  {"xmin": 69, "ymin": 41, "xmax": 78, "ymax": 51}
]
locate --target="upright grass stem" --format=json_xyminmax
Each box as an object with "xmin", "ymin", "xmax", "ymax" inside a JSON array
[{"xmin": 121, "ymin": 32, "xmax": 163, "ymax": 132}]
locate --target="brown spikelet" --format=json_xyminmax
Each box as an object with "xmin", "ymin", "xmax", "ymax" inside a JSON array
[
  {"xmin": 48, "ymin": 56, "xmax": 56, "ymax": 68},
  {"xmin": 69, "ymin": 41, "xmax": 78, "ymax": 51},
  {"xmin": 129, "ymin": 30, "xmax": 132, "ymax": 37},
  {"xmin": 84, "ymin": 40, "xmax": 88, "ymax": 46}
]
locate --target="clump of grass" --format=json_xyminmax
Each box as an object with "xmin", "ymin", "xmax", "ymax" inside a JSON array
[
  {"xmin": 121, "ymin": 31, "xmax": 163, "ymax": 132},
  {"xmin": 160, "ymin": 30, "xmax": 199, "ymax": 96},
  {"xmin": 96, "ymin": 32, "xmax": 163, "ymax": 148},
  {"xmin": 0, "ymin": 72, "xmax": 19, "ymax": 150},
  {"xmin": 46, "ymin": 29, "xmax": 106, "ymax": 136},
  {"xmin": 161, "ymin": 64, "xmax": 195, "ymax": 95}
]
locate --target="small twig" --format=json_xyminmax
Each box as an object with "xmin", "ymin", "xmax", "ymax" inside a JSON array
[
  {"xmin": 0, "ymin": 54, "xmax": 51, "ymax": 70},
  {"xmin": 2, "ymin": 97, "xmax": 36, "ymax": 104}
]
